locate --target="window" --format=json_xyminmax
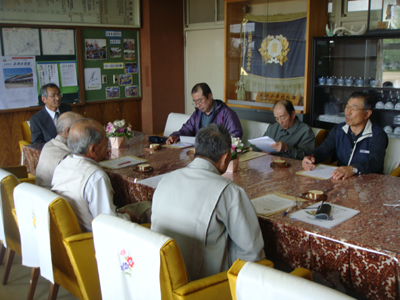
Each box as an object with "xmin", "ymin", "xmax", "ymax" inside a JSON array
[
  {"xmin": 346, "ymin": 0, "xmax": 382, "ymax": 12},
  {"xmin": 186, "ymin": 0, "xmax": 224, "ymax": 25}
]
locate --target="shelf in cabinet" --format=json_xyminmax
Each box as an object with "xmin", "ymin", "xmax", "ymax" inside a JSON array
[{"xmin": 315, "ymin": 85, "xmax": 400, "ymax": 90}]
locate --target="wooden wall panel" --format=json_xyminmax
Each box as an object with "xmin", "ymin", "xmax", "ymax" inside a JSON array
[{"xmin": 0, "ymin": 99, "xmax": 141, "ymax": 168}]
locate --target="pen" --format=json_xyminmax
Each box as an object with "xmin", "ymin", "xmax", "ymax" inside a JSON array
[
  {"xmin": 283, "ymin": 206, "xmax": 293, "ymax": 218},
  {"xmin": 305, "ymin": 153, "xmax": 314, "ymax": 166},
  {"xmin": 118, "ymin": 161, "xmax": 131, "ymax": 166}
]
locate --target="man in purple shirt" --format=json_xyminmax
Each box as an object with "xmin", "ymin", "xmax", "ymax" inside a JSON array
[{"xmin": 166, "ymin": 83, "xmax": 243, "ymax": 144}]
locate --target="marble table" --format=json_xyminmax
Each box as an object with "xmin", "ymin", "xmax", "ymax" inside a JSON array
[{"xmin": 22, "ymin": 138, "xmax": 400, "ymax": 299}]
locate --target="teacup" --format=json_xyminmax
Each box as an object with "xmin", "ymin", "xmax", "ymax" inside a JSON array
[
  {"xmin": 326, "ymin": 77, "xmax": 335, "ymax": 85},
  {"xmin": 395, "ymin": 103, "xmax": 400, "ymax": 110},
  {"xmin": 337, "ymin": 77, "xmax": 345, "ymax": 86},
  {"xmin": 370, "ymin": 79, "xmax": 376, "ymax": 87},
  {"xmin": 394, "ymin": 127, "xmax": 400, "ymax": 134},
  {"xmin": 346, "ymin": 78, "xmax": 354, "ymax": 86},
  {"xmin": 385, "ymin": 102, "xmax": 394, "ymax": 110},
  {"xmin": 356, "ymin": 78, "xmax": 364, "ymax": 86},
  {"xmin": 375, "ymin": 101, "xmax": 385, "ymax": 109},
  {"xmin": 318, "ymin": 77, "xmax": 326, "ymax": 85},
  {"xmin": 384, "ymin": 126, "xmax": 393, "ymax": 133}
]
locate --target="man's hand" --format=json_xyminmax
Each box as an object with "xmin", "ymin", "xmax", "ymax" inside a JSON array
[
  {"xmin": 166, "ymin": 135, "xmax": 178, "ymax": 145},
  {"xmin": 302, "ymin": 156, "xmax": 316, "ymax": 171},
  {"xmin": 331, "ymin": 166, "xmax": 354, "ymax": 180},
  {"xmin": 118, "ymin": 209, "xmax": 139, "ymax": 223},
  {"xmin": 271, "ymin": 141, "xmax": 287, "ymax": 152}
]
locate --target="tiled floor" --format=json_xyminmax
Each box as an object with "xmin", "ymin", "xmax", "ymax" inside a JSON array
[{"xmin": 0, "ymin": 254, "xmax": 78, "ymax": 300}]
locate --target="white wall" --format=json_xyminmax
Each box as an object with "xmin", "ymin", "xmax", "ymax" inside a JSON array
[{"xmin": 184, "ymin": 28, "xmax": 224, "ymax": 115}]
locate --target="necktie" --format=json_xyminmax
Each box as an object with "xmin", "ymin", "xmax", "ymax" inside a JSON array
[{"xmin": 54, "ymin": 111, "xmax": 60, "ymax": 125}]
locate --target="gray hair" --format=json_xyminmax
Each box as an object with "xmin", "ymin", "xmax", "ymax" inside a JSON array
[
  {"xmin": 67, "ymin": 118, "xmax": 103, "ymax": 155},
  {"xmin": 40, "ymin": 83, "xmax": 60, "ymax": 98},
  {"xmin": 56, "ymin": 112, "xmax": 82, "ymax": 135},
  {"xmin": 195, "ymin": 124, "xmax": 231, "ymax": 163}
]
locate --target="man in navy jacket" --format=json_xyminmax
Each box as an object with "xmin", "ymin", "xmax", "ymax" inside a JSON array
[
  {"xmin": 166, "ymin": 83, "xmax": 243, "ymax": 144},
  {"xmin": 30, "ymin": 83, "xmax": 72, "ymax": 144},
  {"xmin": 302, "ymin": 92, "xmax": 388, "ymax": 180}
]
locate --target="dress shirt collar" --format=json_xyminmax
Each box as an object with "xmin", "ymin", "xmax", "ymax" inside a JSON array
[
  {"xmin": 201, "ymin": 100, "xmax": 217, "ymax": 118},
  {"xmin": 55, "ymin": 135, "xmax": 67, "ymax": 144},
  {"xmin": 187, "ymin": 157, "xmax": 220, "ymax": 175},
  {"xmin": 45, "ymin": 106, "xmax": 60, "ymax": 119}
]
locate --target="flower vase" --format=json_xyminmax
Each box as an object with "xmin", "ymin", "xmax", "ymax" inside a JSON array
[
  {"xmin": 226, "ymin": 158, "xmax": 239, "ymax": 173},
  {"xmin": 109, "ymin": 136, "xmax": 125, "ymax": 149}
]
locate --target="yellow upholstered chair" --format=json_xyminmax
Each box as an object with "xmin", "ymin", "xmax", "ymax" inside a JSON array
[
  {"xmin": 0, "ymin": 168, "xmax": 38, "ymax": 299},
  {"xmin": 92, "ymin": 214, "xmax": 258, "ymax": 300},
  {"xmin": 19, "ymin": 121, "xmax": 32, "ymax": 154},
  {"xmin": 311, "ymin": 127, "xmax": 329, "ymax": 148},
  {"xmin": 228, "ymin": 259, "xmax": 354, "ymax": 300},
  {"xmin": 48, "ymin": 196, "xmax": 101, "ymax": 300}
]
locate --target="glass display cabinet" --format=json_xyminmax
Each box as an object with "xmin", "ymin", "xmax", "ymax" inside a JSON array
[
  {"xmin": 224, "ymin": 0, "xmax": 328, "ymax": 114},
  {"xmin": 367, "ymin": 0, "xmax": 400, "ymax": 33},
  {"xmin": 311, "ymin": 35, "xmax": 400, "ymax": 138}
]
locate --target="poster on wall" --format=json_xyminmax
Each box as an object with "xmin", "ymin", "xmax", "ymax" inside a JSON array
[
  {"xmin": 84, "ymin": 68, "xmax": 101, "ymax": 90},
  {"xmin": 41, "ymin": 29, "xmax": 75, "ymax": 55},
  {"xmin": 123, "ymin": 38, "xmax": 135, "ymax": 60},
  {"xmin": 37, "ymin": 62, "xmax": 60, "ymax": 88},
  {"xmin": 124, "ymin": 63, "xmax": 137, "ymax": 73},
  {"xmin": 2, "ymin": 28, "xmax": 40, "ymax": 56},
  {"xmin": 0, "ymin": 56, "xmax": 38, "ymax": 109},
  {"xmin": 110, "ymin": 47, "xmax": 121, "ymax": 58},
  {"xmin": 119, "ymin": 74, "xmax": 132, "ymax": 86},
  {"xmin": 106, "ymin": 86, "xmax": 120, "ymax": 98},
  {"xmin": 125, "ymin": 85, "xmax": 138, "ymax": 97},
  {"xmin": 59, "ymin": 62, "xmax": 78, "ymax": 87},
  {"xmin": 85, "ymin": 39, "xmax": 107, "ymax": 60}
]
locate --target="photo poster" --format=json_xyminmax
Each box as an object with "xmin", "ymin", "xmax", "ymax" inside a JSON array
[
  {"xmin": 0, "ymin": 56, "xmax": 38, "ymax": 109},
  {"xmin": 36, "ymin": 61, "xmax": 78, "ymax": 95},
  {"xmin": 81, "ymin": 28, "xmax": 140, "ymax": 101}
]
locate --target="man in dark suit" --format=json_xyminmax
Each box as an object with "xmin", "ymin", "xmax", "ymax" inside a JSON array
[{"xmin": 30, "ymin": 83, "xmax": 72, "ymax": 144}]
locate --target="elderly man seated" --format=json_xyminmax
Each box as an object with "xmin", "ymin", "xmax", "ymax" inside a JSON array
[
  {"xmin": 152, "ymin": 124, "xmax": 265, "ymax": 281},
  {"xmin": 166, "ymin": 83, "xmax": 243, "ymax": 144},
  {"xmin": 52, "ymin": 118, "xmax": 151, "ymax": 232},
  {"xmin": 256, "ymin": 99, "xmax": 315, "ymax": 159},
  {"xmin": 35, "ymin": 111, "xmax": 83, "ymax": 189}
]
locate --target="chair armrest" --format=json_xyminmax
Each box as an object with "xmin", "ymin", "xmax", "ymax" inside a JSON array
[
  {"xmin": 19, "ymin": 140, "xmax": 31, "ymax": 153},
  {"xmin": 173, "ymin": 271, "xmax": 231, "ymax": 300},
  {"xmin": 140, "ymin": 223, "xmax": 151, "ymax": 228},
  {"xmin": 290, "ymin": 267, "xmax": 312, "ymax": 281},
  {"xmin": 19, "ymin": 177, "xmax": 35, "ymax": 184},
  {"xmin": 63, "ymin": 233, "xmax": 101, "ymax": 300}
]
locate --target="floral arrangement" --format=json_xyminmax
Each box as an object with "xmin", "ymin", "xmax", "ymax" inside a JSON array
[
  {"xmin": 231, "ymin": 137, "xmax": 250, "ymax": 160},
  {"xmin": 105, "ymin": 119, "xmax": 134, "ymax": 139}
]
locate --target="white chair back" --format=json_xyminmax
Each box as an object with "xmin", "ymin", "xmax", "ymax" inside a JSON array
[
  {"xmin": 240, "ymin": 119, "xmax": 270, "ymax": 147},
  {"xmin": 236, "ymin": 261, "xmax": 355, "ymax": 300},
  {"xmin": 163, "ymin": 112, "xmax": 191, "ymax": 137},
  {"xmin": 14, "ymin": 183, "xmax": 56, "ymax": 283},
  {"xmin": 384, "ymin": 137, "xmax": 400, "ymax": 175},
  {"xmin": 92, "ymin": 214, "xmax": 170, "ymax": 300}
]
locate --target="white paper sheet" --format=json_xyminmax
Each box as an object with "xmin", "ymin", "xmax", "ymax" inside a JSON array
[
  {"xmin": 37, "ymin": 63, "xmax": 59, "ymax": 88},
  {"xmin": 2, "ymin": 28, "xmax": 40, "ymax": 56},
  {"xmin": 165, "ymin": 142, "xmax": 193, "ymax": 149},
  {"xmin": 251, "ymin": 194, "xmax": 295, "ymax": 216},
  {"xmin": 59, "ymin": 62, "xmax": 77, "ymax": 87},
  {"xmin": 41, "ymin": 29, "xmax": 75, "ymax": 55},
  {"xmin": 289, "ymin": 201, "xmax": 360, "ymax": 229},
  {"xmin": 248, "ymin": 136, "xmax": 277, "ymax": 153},
  {"xmin": 84, "ymin": 67, "xmax": 101, "ymax": 90},
  {"xmin": 137, "ymin": 174, "xmax": 166, "ymax": 189},
  {"xmin": 297, "ymin": 164, "xmax": 338, "ymax": 180},
  {"xmin": 179, "ymin": 136, "xmax": 195, "ymax": 145},
  {"xmin": 100, "ymin": 156, "xmax": 147, "ymax": 169}
]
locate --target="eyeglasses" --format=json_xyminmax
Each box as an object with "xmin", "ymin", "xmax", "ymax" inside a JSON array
[
  {"xmin": 47, "ymin": 93, "xmax": 63, "ymax": 99},
  {"xmin": 344, "ymin": 105, "xmax": 364, "ymax": 112},
  {"xmin": 192, "ymin": 97, "xmax": 206, "ymax": 106},
  {"xmin": 275, "ymin": 115, "xmax": 289, "ymax": 122}
]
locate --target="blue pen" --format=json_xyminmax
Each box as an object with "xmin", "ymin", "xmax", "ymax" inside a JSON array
[{"xmin": 283, "ymin": 206, "xmax": 293, "ymax": 218}]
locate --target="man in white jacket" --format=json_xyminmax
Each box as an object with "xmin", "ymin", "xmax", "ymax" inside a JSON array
[{"xmin": 151, "ymin": 124, "xmax": 265, "ymax": 281}]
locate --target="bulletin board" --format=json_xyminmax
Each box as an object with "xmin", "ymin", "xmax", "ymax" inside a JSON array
[
  {"xmin": 0, "ymin": 26, "xmax": 79, "ymax": 110},
  {"xmin": 81, "ymin": 28, "xmax": 141, "ymax": 102}
]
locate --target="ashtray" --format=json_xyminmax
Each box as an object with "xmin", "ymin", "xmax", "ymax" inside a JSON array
[
  {"xmin": 300, "ymin": 190, "xmax": 327, "ymax": 201},
  {"xmin": 133, "ymin": 164, "xmax": 154, "ymax": 173},
  {"xmin": 270, "ymin": 160, "xmax": 290, "ymax": 168}
]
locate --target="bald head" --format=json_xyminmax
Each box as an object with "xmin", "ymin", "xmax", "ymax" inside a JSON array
[
  {"xmin": 56, "ymin": 112, "xmax": 83, "ymax": 138},
  {"xmin": 67, "ymin": 118, "xmax": 108, "ymax": 161}
]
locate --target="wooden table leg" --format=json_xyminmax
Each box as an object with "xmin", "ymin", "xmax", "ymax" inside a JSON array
[{"xmin": 27, "ymin": 267, "xmax": 40, "ymax": 300}]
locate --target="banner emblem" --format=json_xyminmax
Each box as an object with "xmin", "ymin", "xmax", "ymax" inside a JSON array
[{"xmin": 259, "ymin": 35, "xmax": 290, "ymax": 66}]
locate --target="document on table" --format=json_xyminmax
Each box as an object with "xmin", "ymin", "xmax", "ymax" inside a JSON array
[
  {"xmin": 163, "ymin": 142, "xmax": 193, "ymax": 149},
  {"xmin": 239, "ymin": 151, "xmax": 267, "ymax": 162},
  {"xmin": 296, "ymin": 164, "xmax": 338, "ymax": 180},
  {"xmin": 248, "ymin": 136, "xmax": 277, "ymax": 153},
  {"xmin": 179, "ymin": 136, "xmax": 195, "ymax": 145},
  {"xmin": 137, "ymin": 174, "xmax": 166, "ymax": 189},
  {"xmin": 100, "ymin": 155, "xmax": 147, "ymax": 169},
  {"xmin": 289, "ymin": 201, "xmax": 360, "ymax": 229},
  {"xmin": 251, "ymin": 193, "xmax": 296, "ymax": 216}
]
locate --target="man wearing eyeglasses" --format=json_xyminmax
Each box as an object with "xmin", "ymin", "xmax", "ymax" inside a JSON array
[
  {"xmin": 302, "ymin": 92, "xmax": 388, "ymax": 180},
  {"xmin": 166, "ymin": 83, "xmax": 243, "ymax": 144},
  {"xmin": 30, "ymin": 83, "xmax": 72, "ymax": 144},
  {"xmin": 256, "ymin": 99, "xmax": 315, "ymax": 159}
]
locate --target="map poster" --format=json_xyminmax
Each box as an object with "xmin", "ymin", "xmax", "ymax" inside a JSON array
[
  {"xmin": 37, "ymin": 63, "xmax": 59, "ymax": 88},
  {"xmin": 2, "ymin": 28, "xmax": 40, "ymax": 56},
  {"xmin": 0, "ymin": 56, "xmax": 38, "ymax": 109},
  {"xmin": 41, "ymin": 29, "xmax": 75, "ymax": 55}
]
